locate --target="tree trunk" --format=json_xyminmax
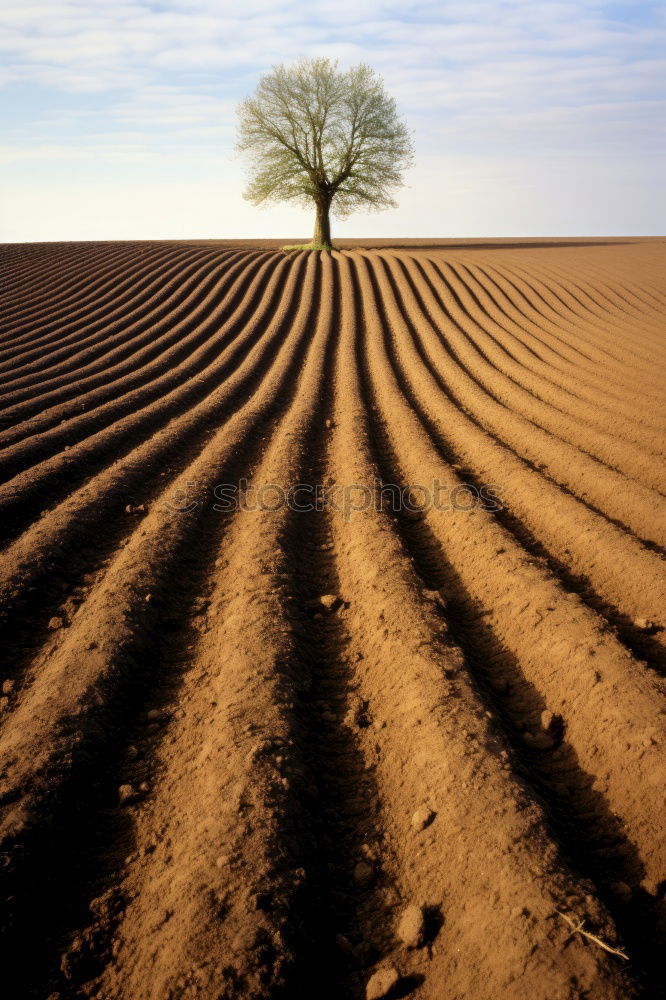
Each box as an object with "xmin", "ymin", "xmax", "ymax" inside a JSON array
[{"xmin": 313, "ymin": 198, "xmax": 332, "ymax": 247}]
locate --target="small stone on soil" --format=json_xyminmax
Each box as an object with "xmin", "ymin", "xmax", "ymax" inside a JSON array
[
  {"xmin": 397, "ymin": 903, "xmax": 426, "ymax": 948},
  {"xmin": 366, "ymin": 965, "xmax": 399, "ymax": 1000},
  {"xmin": 1, "ymin": 679, "xmax": 15, "ymax": 694},
  {"xmin": 318, "ymin": 593, "xmax": 341, "ymax": 611},
  {"xmin": 411, "ymin": 806, "xmax": 435, "ymax": 831},
  {"xmin": 48, "ymin": 617, "xmax": 64, "ymax": 629},
  {"xmin": 540, "ymin": 709, "xmax": 554, "ymax": 731},
  {"xmin": 423, "ymin": 588, "xmax": 446, "ymax": 608}
]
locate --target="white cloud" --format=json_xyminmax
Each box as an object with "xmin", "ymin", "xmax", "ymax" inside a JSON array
[{"xmin": 0, "ymin": 0, "xmax": 664, "ymax": 238}]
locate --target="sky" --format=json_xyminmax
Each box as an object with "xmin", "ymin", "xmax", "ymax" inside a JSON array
[{"xmin": 0, "ymin": 0, "xmax": 664, "ymax": 241}]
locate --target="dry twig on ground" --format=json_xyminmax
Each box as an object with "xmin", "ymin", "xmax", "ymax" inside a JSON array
[{"xmin": 556, "ymin": 910, "xmax": 628, "ymax": 961}]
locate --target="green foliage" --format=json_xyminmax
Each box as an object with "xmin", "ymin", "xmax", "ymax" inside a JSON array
[{"xmin": 236, "ymin": 57, "xmax": 414, "ymax": 220}]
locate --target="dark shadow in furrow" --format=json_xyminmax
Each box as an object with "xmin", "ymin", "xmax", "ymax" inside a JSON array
[
  {"xmin": 499, "ymin": 262, "xmax": 660, "ymax": 365},
  {"xmin": 0, "ymin": 243, "xmax": 186, "ymax": 323},
  {"xmin": 375, "ymin": 256, "xmax": 666, "ymax": 558},
  {"xmin": 402, "ymin": 257, "xmax": 654, "ymax": 473},
  {"xmin": 366, "ymin": 262, "xmax": 666, "ymax": 674},
  {"xmin": 469, "ymin": 261, "xmax": 605, "ymax": 365},
  {"xmin": 443, "ymin": 260, "xmax": 580, "ymax": 374},
  {"xmin": 0, "ymin": 244, "xmax": 194, "ymax": 363},
  {"xmin": 350, "ymin": 262, "xmax": 663, "ymax": 997},
  {"xmin": 0, "ymin": 242, "xmax": 132, "ymax": 305},
  {"xmin": 0, "ymin": 252, "xmax": 268, "ymax": 437},
  {"xmin": 408, "ymin": 258, "xmax": 666, "ymax": 493},
  {"xmin": 454, "ymin": 262, "xmax": 666, "ymax": 420},
  {"xmin": 543, "ymin": 261, "xmax": 664, "ymax": 329},
  {"xmin": 0, "ymin": 248, "xmax": 224, "ymax": 391},
  {"xmin": 438, "ymin": 259, "xmax": 648, "ymax": 416},
  {"xmin": 0, "ymin": 259, "xmax": 310, "ymax": 694},
  {"xmin": 274, "ymin": 289, "xmax": 390, "ymax": 1000},
  {"xmin": 0, "ymin": 246, "xmax": 185, "ymax": 360},
  {"xmin": 0, "ymin": 250, "xmax": 263, "ymax": 446},
  {"xmin": 0, "ymin": 243, "xmax": 136, "ymax": 326},
  {"xmin": 0, "ymin": 262, "xmax": 322, "ymax": 1000},
  {"xmin": 446, "ymin": 260, "xmax": 563, "ymax": 364},
  {"xmin": 0, "ymin": 244, "xmax": 102, "ymax": 304},
  {"xmin": 0, "ymin": 255, "xmax": 290, "ymax": 544},
  {"xmin": 470, "ymin": 261, "xmax": 666, "ymax": 421},
  {"xmin": 0, "ymin": 248, "xmax": 251, "ymax": 404}
]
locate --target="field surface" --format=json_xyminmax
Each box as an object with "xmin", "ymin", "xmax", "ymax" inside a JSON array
[{"xmin": 0, "ymin": 238, "xmax": 664, "ymax": 1000}]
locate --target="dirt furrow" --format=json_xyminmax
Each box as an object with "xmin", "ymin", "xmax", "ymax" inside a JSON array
[
  {"xmin": 0, "ymin": 252, "xmax": 293, "ymax": 539},
  {"xmin": 348, "ymin": 250, "xmax": 666, "ymax": 907},
  {"xmin": 363, "ymin": 253, "xmax": 666, "ymax": 616},
  {"xmin": 71, "ymin": 252, "xmax": 339, "ymax": 1000},
  {"xmin": 0, "ymin": 243, "xmax": 138, "ymax": 326},
  {"xmin": 321, "ymin": 250, "xmax": 640, "ymax": 997},
  {"xmin": 497, "ymin": 258, "xmax": 666, "ymax": 371},
  {"xmin": 435, "ymin": 257, "xmax": 666, "ymax": 462},
  {"xmin": 0, "ymin": 240, "xmax": 663, "ymax": 999},
  {"xmin": 0, "ymin": 244, "xmax": 186, "ymax": 355},
  {"xmin": 390, "ymin": 253, "xmax": 666, "ymax": 499},
  {"xmin": 0, "ymin": 247, "xmax": 223, "ymax": 394},
  {"xmin": 0, "ymin": 254, "xmax": 324, "ymax": 999},
  {"xmin": 0, "ymin": 248, "xmax": 248, "ymax": 402},
  {"xmin": 477, "ymin": 256, "xmax": 663, "ymax": 378},
  {"xmin": 0, "ymin": 250, "xmax": 264, "ymax": 444},
  {"xmin": 0, "ymin": 253, "xmax": 316, "ymax": 693},
  {"xmin": 541, "ymin": 256, "xmax": 666, "ymax": 341}
]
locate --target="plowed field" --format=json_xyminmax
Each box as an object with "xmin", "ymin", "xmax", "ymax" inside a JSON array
[{"xmin": 0, "ymin": 238, "xmax": 664, "ymax": 1000}]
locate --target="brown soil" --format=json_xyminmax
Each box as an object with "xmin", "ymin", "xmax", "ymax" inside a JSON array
[{"xmin": 0, "ymin": 238, "xmax": 664, "ymax": 1000}]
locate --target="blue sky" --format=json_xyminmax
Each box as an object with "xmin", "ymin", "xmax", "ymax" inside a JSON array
[{"xmin": 0, "ymin": 0, "xmax": 664, "ymax": 240}]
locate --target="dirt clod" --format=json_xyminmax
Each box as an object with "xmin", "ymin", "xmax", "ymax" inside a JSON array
[
  {"xmin": 397, "ymin": 903, "xmax": 426, "ymax": 948},
  {"xmin": 540, "ymin": 709, "xmax": 554, "ymax": 731},
  {"xmin": 411, "ymin": 806, "xmax": 435, "ymax": 831},
  {"xmin": 118, "ymin": 784, "xmax": 136, "ymax": 805},
  {"xmin": 319, "ymin": 593, "xmax": 341, "ymax": 611},
  {"xmin": 366, "ymin": 965, "xmax": 400, "ymax": 1000}
]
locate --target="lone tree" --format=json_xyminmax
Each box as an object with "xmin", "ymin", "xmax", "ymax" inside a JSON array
[{"xmin": 236, "ymin": 58, "xmax": 413, "ymax": 249}]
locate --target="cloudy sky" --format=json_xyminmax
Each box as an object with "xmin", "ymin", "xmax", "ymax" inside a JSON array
[{"xmin": 1, "ymin": 0, "xmax": 664, "ymax": 241}]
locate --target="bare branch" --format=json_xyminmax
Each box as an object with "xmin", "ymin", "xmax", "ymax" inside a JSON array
[{"xmin": 555, "ymin": 911, "xmax": 629, "ymax": 961}]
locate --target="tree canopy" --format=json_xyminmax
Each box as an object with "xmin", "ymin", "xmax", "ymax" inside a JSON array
[{"xmin": 236, "ymin": 57, "xmax": 414, "ymax": 247}]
